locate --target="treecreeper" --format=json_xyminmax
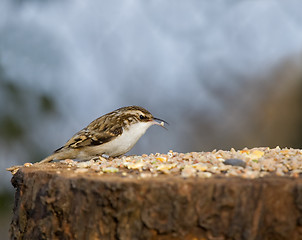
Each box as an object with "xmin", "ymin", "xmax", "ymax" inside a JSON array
[{"xmin": 39, "ymin": 106, "xmax": 167, "ymax": 163}]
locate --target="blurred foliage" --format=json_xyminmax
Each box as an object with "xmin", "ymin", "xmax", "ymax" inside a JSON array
[
  {"xmin": 0, "ymin": 116, "xmax": 24, "ymax": 141},
  {"xmin": 0, "ymin": 62, "xmax": 58, "ymax": 161},
  {"xmin": 0, "ymin": 191, "xmax": 13, "ymax": 240},
  {"xmin": 39, "ymin": 95, "xmax": 56, "ymax": 113},
  {"xmin": 0, "ymin": 192, "xmax": 14, "ymax": 210}
]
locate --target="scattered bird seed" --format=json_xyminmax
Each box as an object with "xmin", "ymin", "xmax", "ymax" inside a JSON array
[
  {"xmin": 223, "ymin": 159, "xmax": 246, "ymax": 167},
  {"xmin": 102, "ymin": 167, "xmax": 119, "ymax": 173},
  {"xmin": 8, "ymin": 147, "xmax": 302, "ymax": 179},
  {"xmin": 74, "ymin": 168, "xmax": 89, "ymax": 173}
]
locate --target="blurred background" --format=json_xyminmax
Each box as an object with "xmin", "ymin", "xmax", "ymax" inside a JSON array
[{"xmin": 1, "ymin": 0, "xmax": 302, "ymax": 238}]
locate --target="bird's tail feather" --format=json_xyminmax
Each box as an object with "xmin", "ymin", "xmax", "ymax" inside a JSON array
[{"xmin": 38, "ymin": 152, "xmax": 59, "ymax": 164}]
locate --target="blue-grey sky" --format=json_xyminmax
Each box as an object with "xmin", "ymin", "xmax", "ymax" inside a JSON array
[{"xmin": 1, "ymin": 0, "xmax": 302, "ymax": 191}]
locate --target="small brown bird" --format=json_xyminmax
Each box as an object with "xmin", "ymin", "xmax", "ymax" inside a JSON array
[{"xmin": 39, "ymin": 106, "xmax": 167, "ymax": 163}]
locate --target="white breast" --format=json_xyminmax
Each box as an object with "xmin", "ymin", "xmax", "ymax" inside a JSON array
[{"xmin": 81, "ymin": 121, "xmax": 154, "ymax": 158}]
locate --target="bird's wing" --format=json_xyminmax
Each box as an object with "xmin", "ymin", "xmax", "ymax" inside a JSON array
[{"xmin": 55, "ymin": 116, "xmax": 123, "ymax": 152}]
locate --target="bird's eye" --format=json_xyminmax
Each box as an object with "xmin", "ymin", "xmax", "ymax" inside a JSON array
[{"xmin": 139, "ymin": 115, "xmax": 145, "ymax": 120}]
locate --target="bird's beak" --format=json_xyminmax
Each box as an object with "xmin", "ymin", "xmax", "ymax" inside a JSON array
[{"xmin": 152, "ymin": 117, "xmax": 168, "ymax": 130}]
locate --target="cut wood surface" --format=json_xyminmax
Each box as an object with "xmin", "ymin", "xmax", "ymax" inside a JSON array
[{"xmin": 9, "ymin": 162, "xmax": 302, "ymax": 240}]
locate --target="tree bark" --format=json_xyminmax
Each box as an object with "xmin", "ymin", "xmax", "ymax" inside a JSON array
[{"xmin": 10, "ymin": 164, "xmax": 302, "ymax": 240}]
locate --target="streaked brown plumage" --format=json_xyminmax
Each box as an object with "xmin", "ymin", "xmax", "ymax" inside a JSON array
[{"xmin": 39, "ymin": 106, "xmax": 167, "ymax": 163}]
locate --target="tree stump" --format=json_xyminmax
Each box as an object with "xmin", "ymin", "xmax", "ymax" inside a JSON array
[{"xmin": 9, "ymin": 163, "xmax": 302, "ymax": 240}]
